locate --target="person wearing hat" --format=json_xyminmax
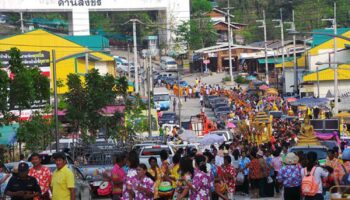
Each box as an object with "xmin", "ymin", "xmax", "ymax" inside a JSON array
[
  {"xmin": 277, "ymin": 152, "xmax": 302, "ymax": 200},
  {"xmin": 50, "ymin": 152, "xmax": 75, "ymax": 200},
  {"xmin": 5, "ymin": 162, "xmax": 41, "ymax": 200}
]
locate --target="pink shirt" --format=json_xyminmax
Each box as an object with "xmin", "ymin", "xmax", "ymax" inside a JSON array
[
  {"xmin": 111, "ymin": 163, "xmax": 125, "ymax": 195},
  {"xmin": 271, "ymin": 156, "xmax": 282, "ymax": 172}
]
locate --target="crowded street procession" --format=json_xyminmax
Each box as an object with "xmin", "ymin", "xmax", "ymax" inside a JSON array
[{"xmin": 1, "ymin": 0, "xmax": 350, "ymax": 200}]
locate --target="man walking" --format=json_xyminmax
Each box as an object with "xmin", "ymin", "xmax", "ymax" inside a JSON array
[
  {"xmin": 51, "ymin": 152, "xmax": 75, "ymax": 200},
  {"xmin": 5, "ymin": 162, "xmax": 41, "ymax": 200},
  {"xmin": 29, "ymin": 153, "xmax": 52, "ymax": 200},
  {"xmin": 173, "ymin": 98, "xmax": 177, "ymax": 112}
]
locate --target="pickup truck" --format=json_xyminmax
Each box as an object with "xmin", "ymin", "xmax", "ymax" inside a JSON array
[{"xmin": 139, "ymin": 145, "xmax": 175, "ymax": 168}]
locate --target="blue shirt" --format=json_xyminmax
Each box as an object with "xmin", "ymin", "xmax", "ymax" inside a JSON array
[
  {"xmin": 277, "ymin": 165, "xmax": 302, "ymax": 188},
  {"xmin": 239, "ymin": 157, "xmax": 251, "ymax": 175}
]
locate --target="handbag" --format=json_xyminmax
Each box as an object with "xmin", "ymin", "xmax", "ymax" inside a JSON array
[
  {"xmin": 236, "ymin": 172, "xmax": 245, "ymax": 185},
  {"xmin": 97, "ymin": 181, "xmax": 112, "ymax": 196}
]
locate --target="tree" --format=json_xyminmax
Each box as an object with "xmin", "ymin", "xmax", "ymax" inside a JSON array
[
  {"xmin": 84, "ymin": 69, "xmax": 116, "ymax": 137},
  {"xmin": 0, "ymin": 69, "xmax": 10, "ymax": 126},
  {"xmin": 17, "ymin": 111, "xmax": 52, "ymax": 152},
  {"xmin": 65, "ymin": 74, "xmax": 87, "ymax": 135},
  {"xmin": 0, "ymin": 70, "xmax": 9, "ymax": 116},
  {"xmin": 9, "ymin": 48, "xmax": 24, "ymax": 75},
  {"xmin": 9, "ymin": 69, "xmax": 35, "ymax": 111},
  {"xmin": 30, "ymin": 68, "xmax": 50, "ymax": 104},
  {"xmin": 176, "ymin": 0, "xmax": 217, "ymax": 50}
]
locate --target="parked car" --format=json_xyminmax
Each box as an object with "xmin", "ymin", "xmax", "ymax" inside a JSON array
[
  {"xmin": 160, "ymin": 56, "xmax": 177, "ymax": 71},
  {"xmin": 212, "ymin": 103, "xmax": 228, "ymax": 112},
  {"xmin": 214, "ymin": 106, "xmax": 231, "ymax": 117},
  {"xmin": 159, "ymin": 112, "xmax": 178, "ymax": 126},
  {"xmin": 289, "ymin": 145, "xmax": 328, "ymax": 165},
  {"xmin": 210, "ymin": 97, "xmax": 228, "ymax": 108},
  {"xmin": 204, "ymin": 95, "xmax": 219, "ymax": 108},
  {"xmin": 139, "ymin": 145, "xmax": 175, "ymax": 168},
  {"xmin": 209, "ymin": 130, "xmax": 233, "ymax": 142}
]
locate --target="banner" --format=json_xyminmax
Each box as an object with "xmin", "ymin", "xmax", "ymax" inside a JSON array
[{"xmin": 0, "ymin": 51, "xmax": 50, "ymax": 77}]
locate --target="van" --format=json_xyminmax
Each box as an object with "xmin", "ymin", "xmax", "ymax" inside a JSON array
[
  {"xmin": 160, "ymin": 56, "xmax": 177, "ymax": 71},
  {"xmin": 154, "ymin": 87, "xmax": 170, "ymax": 110},
  {"xmin": 158, "ymin": 71, "xmax": 178, "ymax": 79}
]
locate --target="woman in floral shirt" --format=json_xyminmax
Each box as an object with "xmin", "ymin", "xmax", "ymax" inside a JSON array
[
  {"xmin": 187, "ymin": 155, "xmax": 211, "ymax": 200},
  {"xmin": 222, "ymin": 155, "xmax": 236, "ymax": 200},
  {"xmin": 133, "ymin": 164, "xmax": 154, "ymax": 200},
  {"xmin": 277, "ymin": 152, "xmax": 302, "ymax": 200},
  {"xmin": 122, "ymin": 151, "xmax": 139, "ymax": 200}
]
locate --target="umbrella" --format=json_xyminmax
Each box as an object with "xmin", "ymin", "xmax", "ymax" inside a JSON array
[
  {"xmin": 199, "ymin": 134, "xmax": 225, "ymax": 145},
  {"xmin": 246, "ymin": 75, "xmax": 257, "ymax": 81},
  {"xmin": 259, "ymin": 84, "xmax": 269, "ymax": 90},
  {"xmin": 227, "ymin": 122, "xmax": 236, "ymax": 128},
  {"xmin": 178, "ymin": 130, "xmax": 198, "ymax": 142},
  {"xmin": 286, "ymin": 97, "xmax": 297, "ymax": 102}
]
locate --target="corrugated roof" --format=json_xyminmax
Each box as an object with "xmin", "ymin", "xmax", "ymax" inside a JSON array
[
  {"xmin": 303, "ymin": 64, "xmax": 350, "ymax": 81},
  {"xmin": 312, "ymin": 28, "xmax": 350, "ymax": 47},
  {"xmin": 64, "ymin": 35, "xmax": 110, "ymax": 51}
]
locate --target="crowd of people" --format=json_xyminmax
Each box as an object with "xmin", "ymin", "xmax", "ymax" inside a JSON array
[{"xmin": 104, "ymin": 143, "xmax": 350, "ymax": 200}]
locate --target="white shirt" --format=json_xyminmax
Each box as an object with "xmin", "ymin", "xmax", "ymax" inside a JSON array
[
  {"xmin": 301, "ymin": 166, "xmax": 329, "ymax": 194},
  {"xmin": 215, "ymin": 156, "xmax": 224, "ymax": 166}
]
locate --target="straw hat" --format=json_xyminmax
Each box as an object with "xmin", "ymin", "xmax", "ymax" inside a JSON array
[{"xmin": 284, "ymin": 153, "xmax": 299, "ymax": 165}]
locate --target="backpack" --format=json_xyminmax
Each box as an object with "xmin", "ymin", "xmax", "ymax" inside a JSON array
[
  {"xmin": 301, "ymin": 167, "xmax": 319, "ymax": 196},
  {"xmin": 341, "ymin": 165, "xmax": 350, "ymax": 185}
]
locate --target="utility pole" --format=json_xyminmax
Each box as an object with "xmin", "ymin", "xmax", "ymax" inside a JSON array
[
  {"xmin": 272, "ymin": 8, "xmax": 285, "ymax": 88},
  {"xmin": 52, "ymin": 50, "xmax": 59, "ymax": 152},
  {"xmin": 285, "ymin": 10, "xmax": 297, "ymax": 94},
  {"xmin": 224, "ymin": 0, "xmax": 234, "ymax": 81},
  {"xmin": 177, "ymin": 70, "xmax": 181, "ymax": 128},
  {"xmin": 123, "ymin": 19, "xmax": 144, "ymax": 93},
  {"xmin": 20, "ymin": 12, "xmax": 24, "ymax": 33},
  {"xmin": 257, "ymin": 10, "xmax": 269, "ymax": 84},
  {"xmin": 323, "ymin": 2, "xmax": 338, "ymax": 114},
  {"xmin": 273, "ymin": 9, "xmax": 285, "ymax": 70},
  {"xmin": 127, "ymin": 43, "xmax": 131, "ymax": 79},
  {"xmin": 147, "ymin": 54, "xmax": 152, "ymax": 138}
]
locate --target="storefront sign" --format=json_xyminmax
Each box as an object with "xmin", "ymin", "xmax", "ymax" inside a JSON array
[
  {"xmin": 0, "ymin": 51, "xmax": 50, "ymax": 77},
  {"xmin": 0, "ymin": 51, "xmax": 50, "ymax": 68},
  {"xmin": 58, "ymin": 0, "xmax": 102, "ymax": 6}
]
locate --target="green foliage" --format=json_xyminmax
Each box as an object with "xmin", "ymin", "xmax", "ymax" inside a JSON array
[
  {"xmin": 9, "ymin": 69, "xmax": 35, "ymax": 111},
  {"xmin": 90, "ymin": 11, "xmax": 156, "ymax": 42},
  {"xmin": 191, "ymin": 0, "xmax": 213, "ymax": 14},
  {"xmin": 9, "ymin": 48, "xmax": 24, "ymax": 75},
  {"xmin": 216, "ymin": 0, "xmax": 350, "ymax": 43},
  {"xmin": 30, "ymin": 68, "xmax": 50, "ymax": 103},
  {"xmin": 65, "ymin": 73, "xmax": 87, "ymax": 133},
  {"xmin": 17, "ymin": 111, "xmax": 53, "ymax": 152},
  {"xmin": 177, "ymin": 0, "xmax": 217, "ymax": 50},
  {"xmin": 234, "ymin": 75, "xmax": 248, "ymax": 84},
  {"xmin": 222, "ymin": 76, "xmax": 231, "ymax": 82},
  {"xmin": 0, "ymin": 70, "xmax": 9, "ymax": 116}
]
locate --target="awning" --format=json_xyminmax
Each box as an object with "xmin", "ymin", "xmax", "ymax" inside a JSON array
[
  {"xmin": 258, "ymin": 57, "xmax": 294, "ymax": 64},
  {"xmin": 0, "ymin": 124, "xmax": 19, "ymax": 145}
]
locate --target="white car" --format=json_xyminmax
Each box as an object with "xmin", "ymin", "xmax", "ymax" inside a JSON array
[{"xmin": 139, "ymin": 145, "xmax": 175, "ymax": 168}]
